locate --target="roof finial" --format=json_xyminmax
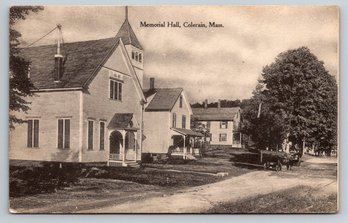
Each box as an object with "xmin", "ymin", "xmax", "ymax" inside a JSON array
[{"xmin": 125, "ymin": 6, "xmax": 128, "ymax": 20}]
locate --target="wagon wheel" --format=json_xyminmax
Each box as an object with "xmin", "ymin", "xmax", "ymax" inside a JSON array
[
  {"xmin": 276, "ymin": 160, "xmax": 282, "ymax": 172},
  {"xmin": 278, "ymin": 164, "xmax": 282, "ymax": 171}
]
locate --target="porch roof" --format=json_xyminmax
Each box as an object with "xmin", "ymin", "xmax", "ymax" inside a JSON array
[
  {"xmin": 170, "ymin": 127, "xmax": 204, "ymax": 137},
  {"xmin": 107, "ymin": 113, "xmax": 139, "ymax": 130}
]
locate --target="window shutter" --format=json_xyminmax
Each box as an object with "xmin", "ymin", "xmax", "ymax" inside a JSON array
[
  {"xmin": 64, "ymin": 119, "xmax": 70, "ymax": 148},
  {"xmin": 88, "ymin": 121, "xmax": 94, "ymax": 150},
  {"xmin": 27, "ymin": 120, "xmax": 33, "ymax": 147},
  {"xmin": 100, "ymin": 122, "xmax": 105, "ymax": 150},
  {"xmin": 110, "ymin": 80, "xmax": 114, "ymax": 99},
  {"xmin": 33, "ymin": 120, "xmax": 39, "ymax": 147},
  {"xmin": 118, "ymin": 83, "xmax": 122, "ymax": 101},
  {"xmin": 172, "ymin": 113, "xmax": 176, "ymax": 128},
  {"xmin": 58, "ymin": 119, "xmax": 64, "ymax": 148}
]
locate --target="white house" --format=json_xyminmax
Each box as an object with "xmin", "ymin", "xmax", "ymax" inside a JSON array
[
  {"xmin": 9, "ymin": 11, "xmax": 146, "ymax": 167},
  {"xmin": 192, "ymin": 101, "xmax": 242, "ymax": 148},
  {"xmin": 142, "ymin": 78, "xmax": 203, "ymax": 160}
]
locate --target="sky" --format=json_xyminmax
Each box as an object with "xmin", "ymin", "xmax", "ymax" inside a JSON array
[{"xmin": 14, "ymin": 5, "xmax": 339, "ymax": 103}]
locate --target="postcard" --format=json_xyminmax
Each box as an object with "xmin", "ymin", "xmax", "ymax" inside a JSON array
[{"xmin": 8, "ymin": 5, "xmax": 339, "ymax": 213}]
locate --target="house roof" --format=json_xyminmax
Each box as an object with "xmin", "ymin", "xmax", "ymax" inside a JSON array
[
  {"xmin": 107, "ymin": 113, "xmax": 138, "ymax": 130},
  {"xmin": 115, "ymin": 19, "xmax": 143, "ymax": 50},
  {"xmin": 19, "ymin": 37, "xmax": 119, "ymax": 90},
  {"xmin": 170, "ymin": 127, "xmax": 204, "ymax": 137},
  {"xmin": 144, "ymin": 88, "xmax": 183, "ymax": 111},
  {"xmin": 192, "ymin": 107, "xmax": 241, "ymax": 121}
]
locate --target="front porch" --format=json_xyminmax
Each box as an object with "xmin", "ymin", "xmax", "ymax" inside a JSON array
[
  {"xmin": 169, "ymin": 127, "xmax": 204, "ymax": 160},
  {"xmin": 107, "ymin": 113, "xmax": 141, "ymax": 167}
]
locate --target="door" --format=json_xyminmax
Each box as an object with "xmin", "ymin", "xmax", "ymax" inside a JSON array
[{"xmin": 109, "ymin": 130, "xmax": 123, "ymax": 160}]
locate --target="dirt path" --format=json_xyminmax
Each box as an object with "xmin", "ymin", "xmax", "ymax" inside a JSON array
[{"xmin": 82, "ymin": 170, "xmax": 336, "ymax": 213}]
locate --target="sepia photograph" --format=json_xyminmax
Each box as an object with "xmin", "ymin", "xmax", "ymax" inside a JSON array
[{"xmin": 8, "ymin": 5, "xmax": 338, "ymax": 214}]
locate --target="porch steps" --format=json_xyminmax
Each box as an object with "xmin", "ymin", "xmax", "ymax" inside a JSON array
[
  {"xmin": 107, "ymin": 160, "xmax": 140, "ymax": 168},
  {"xmin": 125, "ymin": 161, "xmax": 141, "ymax": 168}
]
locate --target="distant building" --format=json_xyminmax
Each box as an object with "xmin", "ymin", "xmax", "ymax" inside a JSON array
[
  {"xmin": 192, "ymin": 100, "xmax": 242, "ymax": 148},
  {"xmin": 142, "ymin": 78, "xmax": 203, "ymax": 159}
]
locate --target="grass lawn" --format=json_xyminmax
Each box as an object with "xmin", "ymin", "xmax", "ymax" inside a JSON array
[
  {"xmin": 10, "ymin": 178, "xmax": 169, "ymax": 213},
  {"xmin": 206, "ymin": 185, "xmax": 337, "ymax": 213},
  {"xmin": 84, "ymin": 147, "xmax": 254, "ymax": 187},
  {"xmin": 10, "ymin": 147, "xmax": 254, "ymax": 200},
  {"xmin": 143, "ymin": 157, "xmax": 252, "ymax": 177},
  {"xmin": 86, "ymin": 166, "xmax": 224, "ymax": 187}
]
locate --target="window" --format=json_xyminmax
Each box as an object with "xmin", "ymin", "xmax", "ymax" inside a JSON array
[
  {"xmin": 109, "ymin": 79, "xmax": 122, "ymax": 101},
  {"xmin": 88, "ymin": 120, "xmax": 94, "ymax": 150},
  {"xmin": 220, "ymin": 121, "xmax": 228, "ymax": 129},
  {"xmin": 172, "ymin": 113, "xmax": 176, "ymax": 128},
  {"xmin": 139, "ymin": 53, "xmax": 142, "ymax": 62},
  {"xmin": 58, "ymin": 119, "xmax": 70, "ymax": 149},
  {"xmin": 27, "ymin": 119, "xmax": 39, "ymax": 148},
  {"xmin": 233, "ymin": 132, "xmax": 241, "ymax": 145},
  {"xmin": 179, "ymin": 96, "xmax": 183, "ymax": 108},
  {"xmin": 132, "ymin": 51, "xmax": 135, "ymax": 59},
  {"xmin": 135, "ymin": 52, "xmax": 138, "ymax": 61},
  {"xmin": 99, "ymin": 122, "xmax": 105, "ymax": 150},
  {"xmin": 219, "ymin": 133, "xmax": 227, "ymax": 142},
  {"xmin": 182, "ymin": 115, "xmax": 186, "ymax": 129}
]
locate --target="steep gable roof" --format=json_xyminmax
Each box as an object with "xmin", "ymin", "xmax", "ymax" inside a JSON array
[
  {"xmin": 115, "ymin": 19, "xmax": 143, "ymax": 50},
  {"xmin": 19, "ymin": 37, "xmax": 119, "ymax": 90},
  {"xmin": 144, "ymin": 88, "xmax": 183, "ymax": 111},
  {"xmin": 192, "ymin": 107, "xmax": 241, "ymax": 121}
]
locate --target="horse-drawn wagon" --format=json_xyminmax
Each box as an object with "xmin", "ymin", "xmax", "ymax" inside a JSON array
[{"xmin": 232, "ymin": 149, "xmax": 300, "ymax": 171}]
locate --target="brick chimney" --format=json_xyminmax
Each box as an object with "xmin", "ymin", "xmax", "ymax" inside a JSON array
[
  {"xmin": 54, "ymin": 24, "xmax": 63, "ymax": 82},
  {"xmin": 150, "ymin": 77, "xmax": 155, "ymax": 89},
  {"xmin": 204, "ymin": 99, "xmax": 208, "ymax": 109}
]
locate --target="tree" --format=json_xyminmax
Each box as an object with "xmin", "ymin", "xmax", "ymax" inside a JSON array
[
  {"xmin": 9, "ymin": 6, "xmax": 43, "ymax": 129},
  {"xmin": 190, "ymin": 99, "xmax": 245, "ymax": 108},
  {"xmin": 242, "ymin": 47, "xmax": 337, "ymax": 154}
]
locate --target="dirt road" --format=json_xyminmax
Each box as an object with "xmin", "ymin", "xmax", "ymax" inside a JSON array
[{"xmin": 83, "ymin": 168, "xmax": 337, "ymax": 213}]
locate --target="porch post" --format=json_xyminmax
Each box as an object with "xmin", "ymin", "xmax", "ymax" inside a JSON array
[
  {"xmin": 239, "ymin": 132, "xmax": 242, "ymax": 147},
  {"xmin": 134, "ymin": 131, "xmax": 138, "ymax": 161},
  {"xmin": 122, "ymin": 131, "xmax": 126, "ymax": 164},
  {"xmin": 183, "ymin": 135, "xmax": 186, "ymax": 159}
]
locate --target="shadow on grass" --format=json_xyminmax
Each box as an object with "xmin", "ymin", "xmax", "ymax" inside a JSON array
[{"xmin": 205, "ymin": 185, "xmax": 337, "ymax": 213}]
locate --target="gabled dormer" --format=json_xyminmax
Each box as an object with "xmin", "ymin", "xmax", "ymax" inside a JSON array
[{"xmin": 115, "ymin": 7, "xmax": 144, "ymax": 87}]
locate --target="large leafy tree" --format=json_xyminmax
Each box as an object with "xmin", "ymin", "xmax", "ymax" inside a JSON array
[
  {"xmin": 242, "ymin": 47, "xmax": 337, "ymax": 154},
  {"xmin": 9, "ymin": 6, "xmax": 43, "ymax": 129}
]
